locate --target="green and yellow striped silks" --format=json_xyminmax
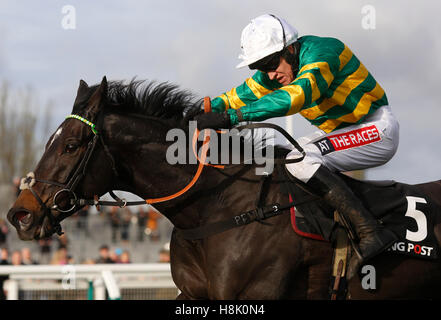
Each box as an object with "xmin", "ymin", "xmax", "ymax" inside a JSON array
[
  {"xmin": 211, "ymin": 71, "xmax": 282, "ymax": 113},
  {"xmin": 212, "ymin": 35, "xmax": 388, "ymax": 133}
]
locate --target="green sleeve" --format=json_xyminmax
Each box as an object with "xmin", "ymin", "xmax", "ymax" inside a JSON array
[
  {"xmin": 211, "ymin": 71, "xmax": 281, "ymax": 114},
  {"xmin": 227, "ymin": 89, "xmax": 292, "ymax": 125},
  {"xmin": 211, "ymin": 97, "xmax": 226, "ymax": 113}
]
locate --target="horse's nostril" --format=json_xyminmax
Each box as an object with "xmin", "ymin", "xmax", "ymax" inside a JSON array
[
  {"xmin": 12, "ymin": 210, "xmax": 33, "ymax": 230},
  {"xmin": 15, "ymin": 212, "xmax": 30, "ymax": 222},
  {"xmin": 15, "ymin": 211, "xmax": 31, "ymax": 223}
]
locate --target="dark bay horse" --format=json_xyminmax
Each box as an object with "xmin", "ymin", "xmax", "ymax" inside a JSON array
[{"xmin": 7, "ymin": 77, "xmax": 441, "ymax": 299}]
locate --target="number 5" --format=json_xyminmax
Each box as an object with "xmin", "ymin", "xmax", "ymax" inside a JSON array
[{"xmin": 405, "ymin": 196, "xmax": 427, "ymax": 242}]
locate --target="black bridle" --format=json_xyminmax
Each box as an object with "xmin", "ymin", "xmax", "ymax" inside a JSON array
[{"xmin": 18, "ymin": 113, "xmax": 119, "ymax": 236}]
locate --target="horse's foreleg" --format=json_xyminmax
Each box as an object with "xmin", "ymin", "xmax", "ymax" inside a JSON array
[{"xmin": 170, "ymin": 230, "xmax": 208, "ymax": 299}]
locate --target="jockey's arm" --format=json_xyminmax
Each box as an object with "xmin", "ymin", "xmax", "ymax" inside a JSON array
[{"xmin": 211, "ymin": 71, "xmax": 282, "ymax": 112}]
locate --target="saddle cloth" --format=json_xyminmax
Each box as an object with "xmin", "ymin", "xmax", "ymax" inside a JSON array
[{"xmin": 281, "ymin": 171, "xmax": 440, "ymax": 260}]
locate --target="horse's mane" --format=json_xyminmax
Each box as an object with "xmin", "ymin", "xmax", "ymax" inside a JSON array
[
  {"xmin": 83, "ymin": 79, "xmax": 290, "ymax": 155},
  {"xmin": 90, "ymin": 79, "xmax": 202, "ymax": 126}
]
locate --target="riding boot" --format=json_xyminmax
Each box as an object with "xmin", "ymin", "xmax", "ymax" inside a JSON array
[{"xmin": 290, "ymin": 165, "xmax": 397, "ymax": 279}]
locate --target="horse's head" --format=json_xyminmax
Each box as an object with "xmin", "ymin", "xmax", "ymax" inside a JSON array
[{"xmin": 7, "ymin": 77, "xmax": 116, "ymax": 240}]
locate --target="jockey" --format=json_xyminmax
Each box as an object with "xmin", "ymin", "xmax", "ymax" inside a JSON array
[{"xmin": 194, "ymin": 14, "xmax": 399, "ymax": 277}]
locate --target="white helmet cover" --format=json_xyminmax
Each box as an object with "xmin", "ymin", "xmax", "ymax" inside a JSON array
[{"xmin": 236, "ymin": 14, "xmax": 298, "ymax": 69}]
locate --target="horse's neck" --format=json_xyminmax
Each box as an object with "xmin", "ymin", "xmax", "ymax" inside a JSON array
[
  {"xmin": 104, "ymin": 113, "xmax": 280, "ymax": 229},
  {"xmin": 104, "ymin": 114, "xmax": 211, "ymax": 227},
  {"xmin": 106, "ymin": 115, "xmax": 189, "ymax": 187}
]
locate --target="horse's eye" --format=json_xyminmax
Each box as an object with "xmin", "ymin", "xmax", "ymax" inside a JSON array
[{"xmin": 65, "ymin": 144, "xmax": 78, "ymax": 153}]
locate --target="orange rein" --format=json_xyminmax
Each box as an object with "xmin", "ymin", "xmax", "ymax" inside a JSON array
[{"xmin": 145, "ymin": 97, "xmax": 223, "ymax": 205}]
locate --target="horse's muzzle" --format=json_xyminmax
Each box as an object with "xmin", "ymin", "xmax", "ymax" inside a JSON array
[
  {"xmin": 7, "ymin": 207, "xmax": 38, "ymax": 240},
  {"xmin": 8, "ymin": 208, "xmax": 56, "ymax": 241},
  {"xmin": 8, "ymin": 207, "xmax": 33, "ymax": 230}
]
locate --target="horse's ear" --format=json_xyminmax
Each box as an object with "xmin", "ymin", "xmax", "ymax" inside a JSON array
[
  {"xmin": 85, "ymin": 76, "xmax": 108, "ymax": 121},
  {"xmin": 73, "ymin": 79, "xmax": 90, "ymax": 106},
  {"xmin": 78, "ymin": 80, "xmax": 88, "ymax": 93}
]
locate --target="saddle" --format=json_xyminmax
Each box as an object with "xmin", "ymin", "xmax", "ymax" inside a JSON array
[
  {"xmin": 280, "ymin": 168, "xmax": 440, "ymax": 261},
  {"xmin": 278, "ymin": 167, "xmax": 441, "ymax": 299}
]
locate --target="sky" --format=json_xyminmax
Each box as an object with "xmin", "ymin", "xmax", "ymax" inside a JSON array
[{"xmin": 0, "ymin": 0, "xmax": 440, "ymax": 185}]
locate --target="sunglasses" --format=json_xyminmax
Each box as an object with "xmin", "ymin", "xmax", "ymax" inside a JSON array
[{"xmin": 249, "ymin": 50, "xmax": 284, "ymax": 73}]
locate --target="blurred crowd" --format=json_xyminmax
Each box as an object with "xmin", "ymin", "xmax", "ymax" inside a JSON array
[
  {"xmin": 0, "ymin": 241, "xmax": 170, "ymax": 266},
  {"xmin": 91, "ymin": 242, "xmax": 170, "ymax": 265},
  {"xmin": 0, "ymin": 205, "xmax": 169, "ymax": 261},
  {"xmin": 0, "ymin": 242, "xmax": 170, "ymax": 300}
]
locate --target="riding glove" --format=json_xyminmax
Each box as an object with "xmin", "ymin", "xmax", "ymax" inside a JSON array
[{"xmin": 194, "ymin": 112, "xmax": 232, "ymax": 130}]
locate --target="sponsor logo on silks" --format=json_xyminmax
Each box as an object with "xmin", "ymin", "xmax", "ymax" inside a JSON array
[
  {"xmin": 314, "ymin": 125, "xmax": 381, "ymax": 155},
  {"xmin": 388, "ymin": 241, "xmax": 435, "ymax": 258}
]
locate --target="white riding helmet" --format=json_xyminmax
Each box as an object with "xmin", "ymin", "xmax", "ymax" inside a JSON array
[{"xmin": 236, "ymin": 14, "xmax": 298, "ymax": 69}]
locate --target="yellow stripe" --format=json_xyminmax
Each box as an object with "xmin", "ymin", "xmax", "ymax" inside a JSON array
[
  {"xmin": 338, "ymin": 45, "xmax": 353, "ymax": 71},
  {"xmin": 219, "ymin": 94, "xmax": 230, "ymax": 109},
  {"xmin": 331, "ymin": 63, "xmax": 368, "ymax": 103},
  {"xmin": 299, "ymin": 63, "xmax": 369, "ymax": 121},
  {"xmin": 295, "ymin": 72, "xmax": 322, "ymax": 102},
  {"xmin": 298, "ymin": 62, "xmax": 334, "ymax": 86},
  {"xmin": 225, "ymin": 87, "xmax": 245, "ymax": 109},
  {"xmin": 300, "ymin": 98, "xmax": 334, "ymax": 120},
  {"xmin": 338, "ymin": 83, "xmax": 385, "ymax": 123},
  {"xmin": 245, "ymin": 77, "xmax": 273, "ymax": 99},
  {"xmin": 283, "ymin": 62, "xmax": 335, "ymax": 116},
  {"xmin": 280, "ymin": 84, "xmax": 305, "ymax": 115},
  {"xmin": 318, "ymin": 82, "xmax": 385, "ymax": 133},
  {"xmin": 318, "ymin": 119, "xmax": 343, "ymax": 134}
]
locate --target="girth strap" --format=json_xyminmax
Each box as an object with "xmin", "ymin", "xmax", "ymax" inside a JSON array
[
  {"xmin": 176, "ymin": 204, "xmax": 283, "ymax": 240},
  {"xmin": 175, "ymin": 195, "xmax": 318, "ymax": 240}
]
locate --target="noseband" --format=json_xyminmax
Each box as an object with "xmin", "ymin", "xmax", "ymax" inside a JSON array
[{"xmin": 19, "ymin": 114, "xmax": 109, "ymax": 236}]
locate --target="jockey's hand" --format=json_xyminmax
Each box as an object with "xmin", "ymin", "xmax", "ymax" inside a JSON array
[{"xmin": 194, "ymin": 112, "xmax": 232, "ymax": 130}]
